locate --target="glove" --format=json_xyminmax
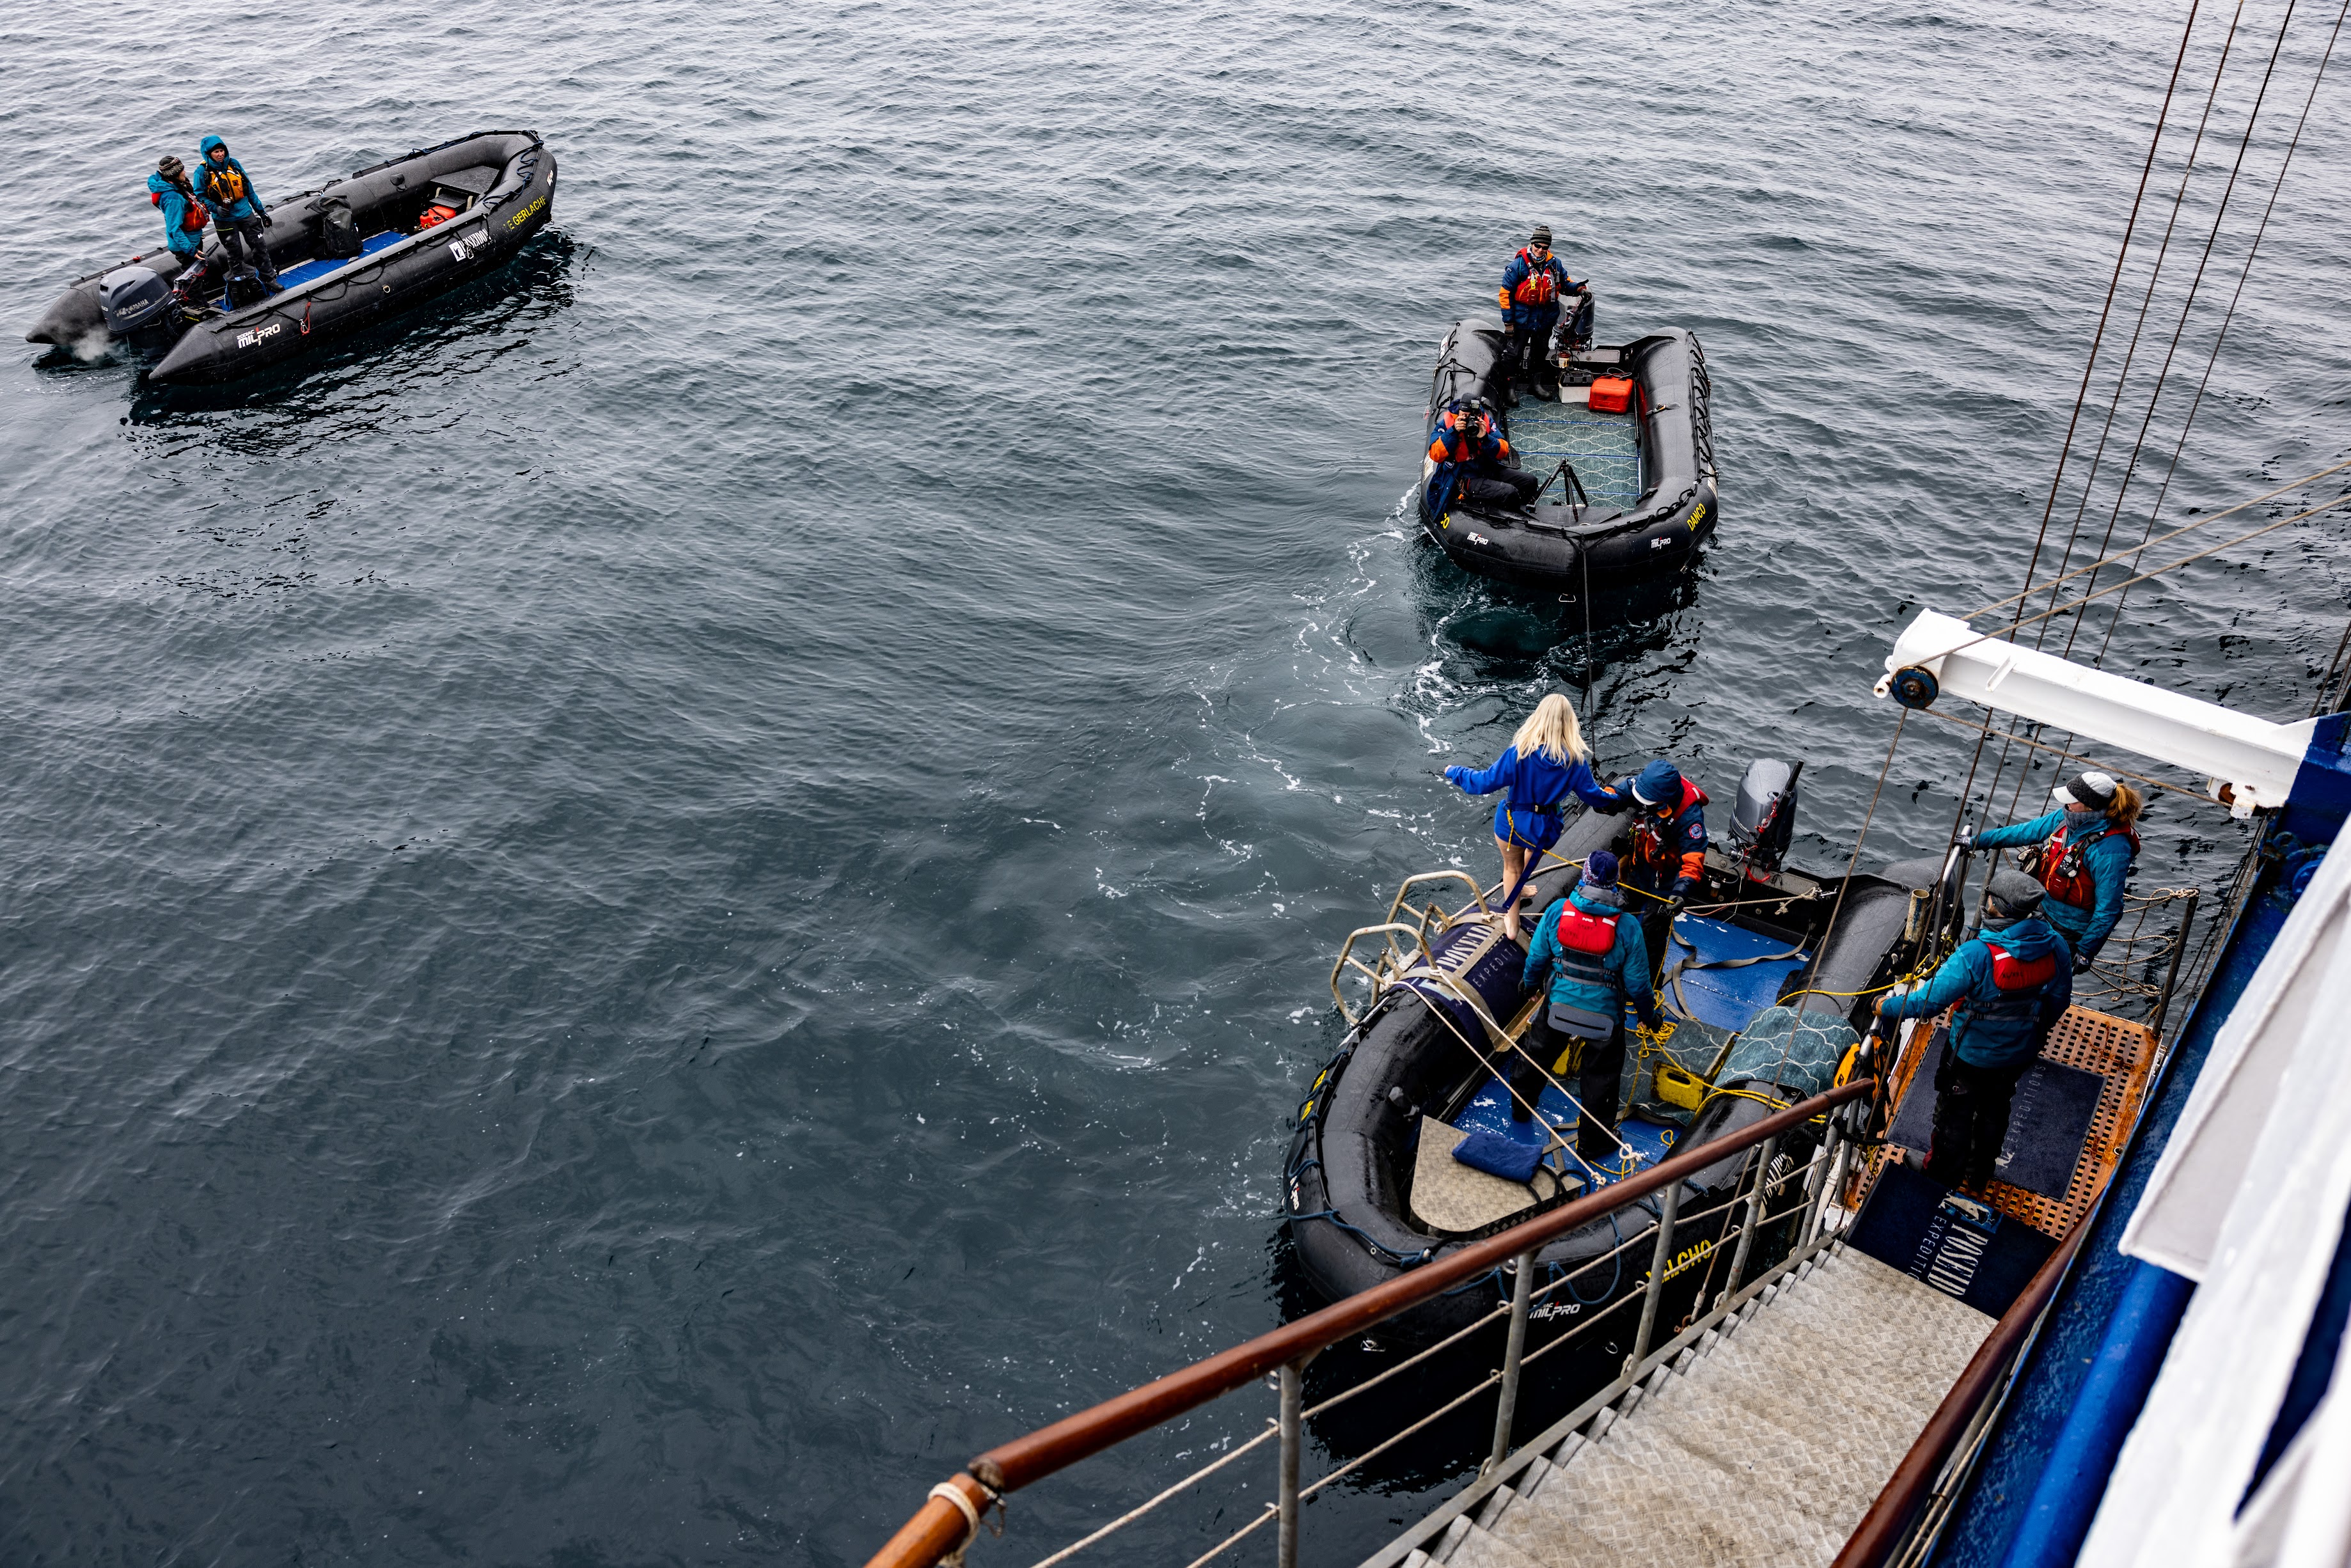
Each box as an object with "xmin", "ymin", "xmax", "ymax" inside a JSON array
[
  {"xmin": 1955, "ymin": 826, "xmax": 1976, "ymax": 851},
  {"xmin": 2073, "ymin": 952, "xmax": 2096, "ymax": 975}
]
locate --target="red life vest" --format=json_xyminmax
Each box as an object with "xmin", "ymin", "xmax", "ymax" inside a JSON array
[
  {"xmin": 2038, "ymin": 819, "xmax": 2139, "ymax": 909},
  {"xmin": 1555, "ymin": 902, "xmax": 1619, "ymax": 955},
  {"xmin": 1510, "ymin": 249, "xmax": 1560, "ymax": 308},
  {"xmin": 1964, "ymin": 936, "xmax": 2059, "ymax": 1024},
  {"xmin": 1631, "ymin": 778, "xmax": 1709, "ymax": 866},
  {"xmin": 1553, "ymin": 900, "xmax": 1622, "ymax": 988},
  {"xmin": 150, "ymin": 187, "xmax": 208, "ymax": 232},
  {"xmin": 1429, "ymin": 409, "xmax": 1494, "ymax": 464}
]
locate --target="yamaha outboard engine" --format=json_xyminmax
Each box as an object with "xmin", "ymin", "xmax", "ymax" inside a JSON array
[
  {"xmin": 1730, "ymin": 759, "xmax": 1800, "ymax": 880},
  {"xmin": 98, "ymin": 265, "xmax": 174, "ymax": 338}
]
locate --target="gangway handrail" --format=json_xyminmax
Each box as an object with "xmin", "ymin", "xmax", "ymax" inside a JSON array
[
  {"xmin": 863, "ymin": 1078, "xmax": 1876, "ymax": 1568},
  {"xmin": 1831, "ymin": 1209, "xmax": 2093, "ymax": 1567}
]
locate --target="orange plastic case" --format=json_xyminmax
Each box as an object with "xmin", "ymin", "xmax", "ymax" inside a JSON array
[{"xmin": 1587, "ymin": 375, "xmax": 1634, "ymax": 414}]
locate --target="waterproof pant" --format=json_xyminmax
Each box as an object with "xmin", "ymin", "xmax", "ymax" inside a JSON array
[
  {"xmin": 216, "ymin": 217, "xmax": 279, "ymax": 288},
  {"xmin": 1925, "ymin": 1049, "xmax": 2028, "ymax": 1189},
  {"xmin": 1456, "ymin": 463, "xmax": 1542, "ymax": 508},
  {"xmin": 1510, "ymin": 1012, "xmax": 1626, "ymax": 1160},
  {"xmin": 1504, "ymin": 313, "xmax": 1559, "ymax": 396}
]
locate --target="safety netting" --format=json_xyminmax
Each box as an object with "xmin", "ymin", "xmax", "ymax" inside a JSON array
[
  {"xmin": 1715, "ymin": 1005, "xmax": 1858, "ymax": 1102},
  {"xmin": 1504, "ymin": 399, "xmax": 1642, "ymax": 511}
]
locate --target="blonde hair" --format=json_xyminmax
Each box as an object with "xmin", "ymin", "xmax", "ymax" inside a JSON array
[
  {"xmin": 1512, "ymin": 693, "xmax": 1589, "ymax": 765},
  {"xmin": 2110, "ymin": 780, "xmax": 2144, "ymax": 829}
]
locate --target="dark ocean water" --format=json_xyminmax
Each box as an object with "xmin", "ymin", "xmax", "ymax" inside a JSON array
[{"xmin": 4, "ymin": 1, "xmax": 2348, "ymax": 1564}]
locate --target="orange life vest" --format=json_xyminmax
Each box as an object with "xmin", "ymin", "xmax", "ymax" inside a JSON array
[
  {"xmin": 1511, "ymin": 249, "xmax": 1560, "ymax": 308},
  {"xmin": 200, "ymin": 162, "xmax": 248, "ymax": 208},
  {"xmin": 2038, "ymin": 819, "xmax": 2139, "ymax": 909},
  {"xmin": 1428, "ymin": 408, "xmax": 1498, "ymax": 465}
]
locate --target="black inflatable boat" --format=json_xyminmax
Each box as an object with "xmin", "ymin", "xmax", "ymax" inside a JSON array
[
  {"xmin": 1419, "ymin": 313, "xmax": 1717, "ymax": 589},
  {"xmin": 24, "ymin": 130, "xmax": 556, "ymax": 385},
  {"xmin": 1283, "ymin": 761, "xmax": 1947, "ymax": 1343}
]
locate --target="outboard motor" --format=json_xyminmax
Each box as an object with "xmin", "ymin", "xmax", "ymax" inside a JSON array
[
  {"xmin": 317, "ymin": 196, "xmax": 363, "ymax": 259},
  {"xmin": 1730, "ymin": 758, "xmax": 1800, "ymax": 880},
  {"xmin": 98, "ymin": 265, "xmax": 174, "ymax": 338}
]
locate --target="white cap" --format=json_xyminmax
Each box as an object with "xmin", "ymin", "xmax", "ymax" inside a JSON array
[{"xmin": 2053, "ymin": 770, "xmax": 2119, "ymax": 810}]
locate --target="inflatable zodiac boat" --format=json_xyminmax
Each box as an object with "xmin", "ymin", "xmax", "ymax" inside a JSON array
[
  {"xmin": 1284, "ymin": 761, "xmax": 1949, "ymax": 1342},
  {"xmin": 24, "ymin": 130, "xmax": 556, "ymax": 385},
  {"xmin": 1419, "ymin": 312, "xmax": 1717, "ymax": 588}
]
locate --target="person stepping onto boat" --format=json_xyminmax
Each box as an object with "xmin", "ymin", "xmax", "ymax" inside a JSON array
[
  {"xmin": 148, "ymin": 155, "xmax": 214, "ymax": 306},
  {"xmin": 1594, "ymin": 759, "xmax": 1710, "ymax": 977},
  {"xmin": 1424, "ymin": 398, "xmax": 1539, "ymax": 517},
  {"xmin": 1444, "ymin": 693, "xmax": 1617, "ymax": 941},
  {"xmin": 194, "ymin": 135, "xmax": 278, "ymax": 296},
  {"xmin": 1876, "ymin": 868, "xmax": 2073, "ymax": 1191},
  {"xmin": 1496, "ymin": 225, "xmax": 1585, "ymax": 405},
  {"xmin": 1517, "ymin": 851, "xmax": 1660, "ymax": 1160},
  {"xmin": 1960, "ymin": 771, "xmax": 2141, "ymax": 975}
]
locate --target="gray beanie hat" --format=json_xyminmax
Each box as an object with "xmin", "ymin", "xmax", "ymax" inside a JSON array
[{"xmin": 1986, "ymin": 868, "xmax": 2046, "ymax": 918}]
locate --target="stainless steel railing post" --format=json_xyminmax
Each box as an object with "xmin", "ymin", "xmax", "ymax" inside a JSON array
[
  {"xmin": 1278, "ymin": 1361, "xmax": 1303, "ymax": 1568},
  {"xmin": 1804, "ymin": 1124, "xmax": 1844, "ymax": 1248},
  {"xmin": 1719, "ymin": 1133, "xmax": 1779, "ymax": 1308},
  {"xmin": 1626, "ymin": 1179, "xmax": 1680, "ymax": 1374},
  {"xmin": 1486, "ymin": 1248, "xmax": 1537, "ymax": 1474}
]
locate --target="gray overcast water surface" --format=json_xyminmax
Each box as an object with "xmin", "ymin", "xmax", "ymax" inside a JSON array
[{"xmin": 3, "ymin": 1, "xmax": 2347, "ymax": 1562}]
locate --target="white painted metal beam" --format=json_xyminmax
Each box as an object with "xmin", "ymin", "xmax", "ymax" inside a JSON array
[{"xmin": 1875, "ymin": 611, "xmax": 2313, "ymax": 817}]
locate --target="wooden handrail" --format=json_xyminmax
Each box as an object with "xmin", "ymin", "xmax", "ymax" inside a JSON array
[
  {"xmin": 1831, "ymin": 1208, "xmax": 2093, "ymax": 1567},
  {"xmin": 865, "ymin": 1078, "xmax": 1875, "ymax": 1568}
]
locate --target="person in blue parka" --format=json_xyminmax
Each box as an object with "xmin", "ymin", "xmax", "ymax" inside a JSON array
[
  {"xmin": 194, "ymin": 135, "xmax": 279, "ymax": 294},
  {"xmin": 1517, "ymin": 851, "xmax": 1660, "ymax": 1159},
  {"xmin": 148, "ymin": 155, "xmax": 210, "ymax": 294},
  {"xmin": 1592, "ymin": 758, "xmax": 1710, "ymax": 980},
  {"xmin": 1878, "ymin": 868, "xmax": 2073, "ymax": 1189},
  {"xmin": 1495, "ymin": 224, "xmax": 1587, "ymax": 404},
  {"xmin": 1444, "ymin": 693, "xmax": 1618, "ymax": 941},
  {"xmin": 1425, "ymin": 398, "xmax": 1539, "ymax": 518},
  {"xmin": 1962, "ymin": 770, "xmax": 2141, "ymax": 973}
]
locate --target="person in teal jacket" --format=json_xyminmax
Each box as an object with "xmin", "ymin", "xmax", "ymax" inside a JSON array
[
  {"xmin": 148, "ymin": 156, "xmax": 205, "ymax": 263},
  {"xmin": 1878, "ymin": 868, "xmax": 2073, "ymax": 1189},
  {"xmin": 1963, "ymin": 770, "xmax": 2141, "ymax": 972},
  {"xmin": 1514, "ymin": 851, "xmax": 1660, "ymax": 1159},
  {"xmin": 194, "ymin": 135, "xmax": 278, "ymax": 293}
]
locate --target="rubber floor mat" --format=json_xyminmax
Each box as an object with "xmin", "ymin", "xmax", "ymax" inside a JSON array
[{"xmin": 1884, "ymin": 1028, "xmax": 2103, "ymax": 1200}]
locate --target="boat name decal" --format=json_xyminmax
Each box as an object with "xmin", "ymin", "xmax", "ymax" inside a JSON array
[
  {"xmin": 1639, "ymin": 1236, "xmax": 1713, "ymax": 1286},
  {"xmin": 1530, "ymin": 1300, "xmax": 1581, "ymax": 1321},
  {"xmin": 506, "ymin": 195, "xmax": 548, "ymax": 230},
  {"xmin": 235, "ymin": 322, "xmax": 284, "ymax": 349},
  {"xmin": 1687, "ymin": 502, "xmax": 1707, "ymax": 533}
]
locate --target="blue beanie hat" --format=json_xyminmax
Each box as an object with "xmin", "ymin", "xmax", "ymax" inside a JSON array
[
  {"xmin": 1632, "ymin": 760, "xmax": 1684, "ymax": 806},
  {"xmin": 1582, "ymin": 850, "xmax": 1619, "ymax": 887}
]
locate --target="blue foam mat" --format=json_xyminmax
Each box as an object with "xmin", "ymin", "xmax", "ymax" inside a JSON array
[
  {"xmin": 219, "ymin": 230, "xmax": 403, "ymax": 308},
  {"xmin": 1665, "ymin": 913, "xmax": 1809, "ymax": 1032},
  {"xmin": 1449, "ymin": 1075, "xmax": 1680, "ymax": 1189}
]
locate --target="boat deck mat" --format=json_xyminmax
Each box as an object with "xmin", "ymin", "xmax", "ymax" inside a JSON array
[
  {"xmin": 218, "ymin": 230, "xmax": 403, "ymax": 308},
  {"xmin": 1505, "ymin": 398, "xmax": 1641, "ymax": 510},
  {"xmin": 1859, "ymin": 1004, "xmax": 2158, "ymax": 1238},
  {"xmin": 1449, "ymin": 1078, "xmax": 1681, "ymax": 1193},
  {"xmin": 1662, "ymin": 913, "xmax": 1811, "ymax": 1033}
]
